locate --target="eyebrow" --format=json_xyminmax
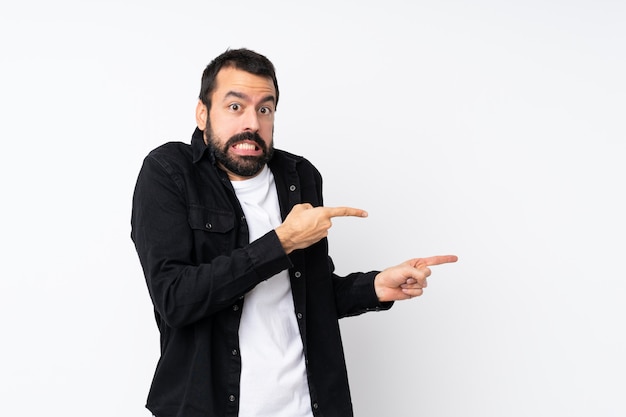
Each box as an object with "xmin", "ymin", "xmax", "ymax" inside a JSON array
[{"xmin": 224, "ymin": 91, "xmax": 276, "ymax": 105}]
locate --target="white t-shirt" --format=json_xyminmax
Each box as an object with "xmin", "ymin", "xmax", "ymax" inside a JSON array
[{"xmin": 231, "ymin": 166, "xmax": 313, "ymax": 417}]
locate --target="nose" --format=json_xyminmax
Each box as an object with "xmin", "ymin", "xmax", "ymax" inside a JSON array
[{"xmin": 242, "ymin": 107, "xmax": 260, "ymax": 132}]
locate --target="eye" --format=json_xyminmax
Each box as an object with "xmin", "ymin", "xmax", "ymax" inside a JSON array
[
  {"xmin": 229, "ymin": 103, "xmax": 241, "ymax": 111},
  {"xmin": 259, "ymin": 106, "xmax": 273, "ymax": 115}
]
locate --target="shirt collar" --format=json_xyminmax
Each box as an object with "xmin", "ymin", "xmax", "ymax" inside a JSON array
[{"xmin": 191, "ymin": 127, "xmax": 214, "ymax": 164}]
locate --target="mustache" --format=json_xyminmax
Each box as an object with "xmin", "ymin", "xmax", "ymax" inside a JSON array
[{"xmin": 224, "ymin": 131, "xmax": 267, "ymax": 152}]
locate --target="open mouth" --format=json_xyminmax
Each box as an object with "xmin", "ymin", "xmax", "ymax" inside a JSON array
[{"xmin": 231, "ymin": 140, "xmax": 263, "ymax": 156}]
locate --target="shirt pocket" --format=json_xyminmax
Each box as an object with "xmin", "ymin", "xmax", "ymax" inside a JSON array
[{"xmin": 188, "ymin": 205, "xmax": 236, "ymax": 258}]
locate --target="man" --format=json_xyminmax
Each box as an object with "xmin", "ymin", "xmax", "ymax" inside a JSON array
[{"xmin": 131, "ymin": 48, "xmax": 457, "ymax": 417}]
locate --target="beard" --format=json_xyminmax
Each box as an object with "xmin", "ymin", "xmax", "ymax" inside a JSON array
[{"xmin": 205, "ymin": 126, "xmax": 274, "ymax": 178}]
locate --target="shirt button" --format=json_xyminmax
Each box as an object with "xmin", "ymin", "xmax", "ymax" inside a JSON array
[
  {"xmin": 232, "ymin": 304, "xmax": 239, "ymax": 311},
  {"xmin": 294, "ymin": 271, "xmax": 302, "ymax": 278},
  {"xmin": 205, "ymin": 223, "xmax": 212, "ymax": 230},
  {"xmin": 312, "ymin": 402, "xmax": 319, "ymax": 410},
  {"xmin": 232, "ymin": 349, "xmax": 238, "ymax": 356},
  {"xmin": 297, "ymin": 313, "xmax": 303, "ymax": 319},
  {"xmin": 229, "ymin": 395, "xmax": 236, "ymax": 402},
  {"xmin": 289, "ymin": 185, "xmax": 296, "ymax": 191}
]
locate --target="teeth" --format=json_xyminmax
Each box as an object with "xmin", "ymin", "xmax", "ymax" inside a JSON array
[{"xmin": 235, "ymin": 143, "xmax": 256, "ymax": 150}]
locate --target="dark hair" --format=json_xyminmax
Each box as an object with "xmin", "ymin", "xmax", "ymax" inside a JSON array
[{"xmin": 199, "ymin": 48, "xmax": 279, "ymax": 111}]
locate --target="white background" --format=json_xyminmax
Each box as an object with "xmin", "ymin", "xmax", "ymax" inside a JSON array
[{"xmin": 1, "ymin": 1, "xmax": 625, "ymax": 416}]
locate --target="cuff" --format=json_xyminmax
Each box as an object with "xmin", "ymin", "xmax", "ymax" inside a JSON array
[{"xmin": 245, "ymin": 230, "xmax": 293, "ymax": 279}]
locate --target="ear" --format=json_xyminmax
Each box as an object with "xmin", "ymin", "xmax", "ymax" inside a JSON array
[{"xmin": 195, "ymin": 100, "xmax": 208, "ymax": 131}]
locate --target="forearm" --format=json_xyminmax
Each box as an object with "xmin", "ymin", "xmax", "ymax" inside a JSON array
[
  {"xmin": 131, "ymin": 156, "xmax": 291, "ymax": 328},
  {"xmin": 135, "ymin": 228, "xmax": 291, "ymax": 328},
  {"xmin": 332, "ymin": 270, "xmax": 393, "ymax": 318}
]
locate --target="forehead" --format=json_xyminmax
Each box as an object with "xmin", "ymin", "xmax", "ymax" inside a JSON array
[{"xmin": 213, "ymin": 67, "xmax": 276, "ymax": 101}]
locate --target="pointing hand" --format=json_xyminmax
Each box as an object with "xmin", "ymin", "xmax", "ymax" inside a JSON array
[
  {"xmin": 374, "ymin": 255, "xmax": 458, "ymax": 302},
  {"xmin": 275, "ymin": 203, "xmax": 368, "ymax": 254}
]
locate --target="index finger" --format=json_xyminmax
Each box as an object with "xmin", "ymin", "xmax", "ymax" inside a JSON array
[
  {"xmin": 322, "ymin": 206, "xmax": 369, "ymax": 219},
  {"xmin": 416, "ymin": 255, "xmax": 459, "ymax": 267}
]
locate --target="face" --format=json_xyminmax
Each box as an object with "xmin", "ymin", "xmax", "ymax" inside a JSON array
[{"xmin": 196, "ymin": 67, "xmax": 276, "ymax": 180}]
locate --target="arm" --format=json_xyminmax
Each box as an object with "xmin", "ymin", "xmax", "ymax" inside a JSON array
[
  {"xmin": 274, "ymin": 203, "xmax": 391, "ymax": 317},
  {"xmin": 273, "ymin": 202, "xmax": 457, "ymax": 307},
  {"xmin": 130, "ymin": 155, "xmax": 291, "ymax": 328},
  {"xmin": 332, "ymin": 269, "xmax": 393, "ymax": 318}
]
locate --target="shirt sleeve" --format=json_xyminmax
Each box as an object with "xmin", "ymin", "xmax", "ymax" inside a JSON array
[
  {"xmin": 329, "ymin": 260, "xmax": 394, "ymax": 318},
  {"xmin": 131, "ymin": 154, "xmax": 292, "ymax": 328}
]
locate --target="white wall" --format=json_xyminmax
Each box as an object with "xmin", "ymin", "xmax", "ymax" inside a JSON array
[{"xmin": 1, "ymin": 1, "xmax": 624, "ymax": 416}]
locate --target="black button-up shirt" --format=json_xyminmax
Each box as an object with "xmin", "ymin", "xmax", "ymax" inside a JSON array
[{"xmin": 131, "ymin": 128, "xmax": 392, "ymax": 417}]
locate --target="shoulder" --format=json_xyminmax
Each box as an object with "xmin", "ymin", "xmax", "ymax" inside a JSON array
[
  {"xmin": 271, "ymin": 149, "xmax": 321, "ymax": 177},
  {"xmin": 147, "ymin": 141, "xmax": 192, "ymax": 162},
  {"xmin": 142, "ymin": 141, "xmax": 193, "ymax": 173}
]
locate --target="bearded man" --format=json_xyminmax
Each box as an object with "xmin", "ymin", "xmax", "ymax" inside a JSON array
[{"xmin": 131, "ymin": 48, "xmax": 457, "ymax": 417}]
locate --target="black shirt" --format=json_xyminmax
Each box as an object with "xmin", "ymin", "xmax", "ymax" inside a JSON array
[{"xmin": 131, "ymin": 128, "xmax": 392, "ymax": 417}]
